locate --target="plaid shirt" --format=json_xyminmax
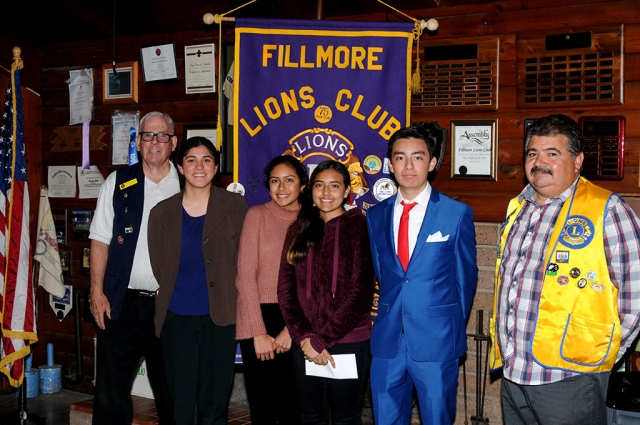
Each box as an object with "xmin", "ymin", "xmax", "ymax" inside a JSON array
[{"xmin": 496, "ymin": 178, "xmax": 640, "ymax": 385}]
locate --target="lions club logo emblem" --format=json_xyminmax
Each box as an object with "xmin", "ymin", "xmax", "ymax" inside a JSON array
[{"xmin": 560, "ymin": 215, "xmax": 594, "ymax": 249}]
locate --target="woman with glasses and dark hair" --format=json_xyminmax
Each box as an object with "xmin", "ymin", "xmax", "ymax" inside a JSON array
[
  {"xmin": 277, "ymin": 160, "xmax": 375, "ymax": 425},
  {"xmin": 148, "ymin": 136, "xmax": 248, "ymax": 425},
  {"xmin": 235, "ymin": 155, "xmax": 308, "ymax": 424}
]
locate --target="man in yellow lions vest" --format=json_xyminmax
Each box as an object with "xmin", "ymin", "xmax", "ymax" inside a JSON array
[{"xmin": 490, "ymin": 114, "xmax": 640, "ymax": 424}]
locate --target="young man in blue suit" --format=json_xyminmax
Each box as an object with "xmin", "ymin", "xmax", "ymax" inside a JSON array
[{"xmin": 366, "ymin": 123, "xmax": 478, "ymax": 425}]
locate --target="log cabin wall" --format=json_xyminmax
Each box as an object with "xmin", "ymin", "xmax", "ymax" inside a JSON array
[
  {"xmin": 405, "ymin": 0, "xmax": 640, "ymax": 222},
  {"xmin": 25, "ymin": 0, "xmax": 640, "ymax": 422}
]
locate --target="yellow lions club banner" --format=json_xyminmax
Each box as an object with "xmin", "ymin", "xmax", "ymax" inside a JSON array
[{"xmin": 233, "ymin": 18, "xmax": 414, "ymax": 209}]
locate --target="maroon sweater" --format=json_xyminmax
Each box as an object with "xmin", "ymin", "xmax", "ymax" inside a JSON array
[{"xmin": 277, "ymin": 208, "xmax": 375, "ymax": 354}]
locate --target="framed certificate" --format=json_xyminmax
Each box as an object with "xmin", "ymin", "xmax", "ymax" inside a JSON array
[
  {"xmin": 450, "ymin": 119, "xmax": 498, "ymax": 180},
  {"xmin": 102, "ymin": 62, "xmax": 138, "ymax": 104},
  {"xmin": 185, "ymin": 44, "xmax": 215, "ymax": 94},
  {"xmin": 112, "ymin": 114, "xmax": 139, "ymax": 165},
  {"xmin": 140, "ymin": 43, "xmax": 178, "ymax": 82}
]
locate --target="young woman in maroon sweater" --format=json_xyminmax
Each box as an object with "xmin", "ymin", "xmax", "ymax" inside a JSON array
[
  {"xmin": 278, "ymin": 160, "xmax": 375, "ymax": 425},
  {"xmin": 235, "ymin": 155, "xmax": 308, "ymax": 425}
]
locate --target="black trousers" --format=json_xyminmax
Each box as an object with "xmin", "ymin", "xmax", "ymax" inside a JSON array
[
  {"xmin": 93, "ymin": 290, "xmax": 173, "ymax": 425},
  {"xmin": 292, "ymin": 340, "xmax": 371, "ymax": 425},
  {"xmin": 160, "ymin": 311, "xmax": 237, "ymax": 425},
  {"xmin": 239, "ymin": 303, "xmax": 299, "ymax": 425}
]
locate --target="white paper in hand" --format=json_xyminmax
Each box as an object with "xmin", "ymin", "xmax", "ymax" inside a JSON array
[{"xmin": 305, "ymin": 354, "xmax": 358, "ymax": 379}]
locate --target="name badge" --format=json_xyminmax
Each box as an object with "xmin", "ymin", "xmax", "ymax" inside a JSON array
[{"xmin": 119, "ymin": 178, "xmax": 138, "ymax": 190}]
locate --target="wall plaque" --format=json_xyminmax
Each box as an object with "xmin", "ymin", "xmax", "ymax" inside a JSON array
[{"xmin": 50, "ymin": 126, "xmax": 107, "ymax": 152}]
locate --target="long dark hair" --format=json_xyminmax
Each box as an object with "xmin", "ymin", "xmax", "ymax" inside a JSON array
[
  {"xmin": 263, "ymin": 155, "xmax": 308, "ymax": 189},
  {"xmin": 285, "ymin": 160, "xmax": 350, "ymax": 265},
  {"xmin": 176, "ymin": 136, "xmax": 219, "ymax": 189}
]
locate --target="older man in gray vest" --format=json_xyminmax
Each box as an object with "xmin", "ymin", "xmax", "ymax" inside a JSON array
[{"xmin": 89, "ymin": 111, "xmax": 179, "ymax": 424}]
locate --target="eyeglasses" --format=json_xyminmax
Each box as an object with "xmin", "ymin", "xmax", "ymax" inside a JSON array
[{"xmin": 139, "ymin": 132, "xmax": 174, "ymax": 143}]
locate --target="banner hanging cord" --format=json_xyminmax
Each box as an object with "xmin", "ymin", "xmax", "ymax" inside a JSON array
[
  {"xmin": 213, "ymin": 0, "xmax": 258, "ymax": 146},
  {"xmin": 207, "ymin": 0, "xmax": 436, "ymax": 128},
  {"xmin": 375, "ymin": 0, "xmax": 431, "ymax": 94}
]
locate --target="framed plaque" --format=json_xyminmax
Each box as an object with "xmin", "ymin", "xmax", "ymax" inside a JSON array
[
  {"xmin": 578, "ymin": 116, "xmax": 625, "ymax": 181},
  {"xmin": 140, "ymin": 43, "xmax": 178, "ymax": 82},
  {"xmin": 81, "ymin": 247, "xmax": 91, "ymax": 276},
  {"xmin": 102, "ymin": 62, "xmax": 139, "ymax": 104},
  {"xmin": 59, "ymin": 250, "xmax": 72, "ymax": 276},
  {"xmin": 53, "ymin": 208, "xmax": 67, "ymax": 245},
  {"xmin": 71, "ymin": 210, "xmax": 92, "ymax": 231},
  {"xmin": 450, "ymin": 119, "xmax": 498, "ymax": 180},
  {"xmin": 185, "ymin": 44, "xmax": 215, "ymax": 94}
]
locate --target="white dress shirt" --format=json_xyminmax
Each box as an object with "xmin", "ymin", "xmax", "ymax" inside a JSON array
[
  {"xmin": 89, "ymin": 165, "xmax": 180, "ymax": 291},
  {"xmin": 393, "ymin": 184, "xmax": 432, "ymax": 258}
]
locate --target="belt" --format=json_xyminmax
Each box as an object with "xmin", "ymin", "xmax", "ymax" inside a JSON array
[{"xmin": 127, "ymin": 289, "xmax": 157, "ymax": 298}]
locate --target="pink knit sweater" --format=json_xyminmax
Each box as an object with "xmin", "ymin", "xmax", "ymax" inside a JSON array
[{"xmin": 235, "ymin": 200, "xmax": 299, "ymax": 340}]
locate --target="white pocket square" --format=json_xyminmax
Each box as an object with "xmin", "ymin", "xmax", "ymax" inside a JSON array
[{"xmin": 426, "ymin": 231, "xmax": 449, "ymax": 242}]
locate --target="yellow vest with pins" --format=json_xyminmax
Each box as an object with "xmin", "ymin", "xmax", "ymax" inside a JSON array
[{"xmin": 490, "ymin": 177, "xmax": 620, "ymax": 373}]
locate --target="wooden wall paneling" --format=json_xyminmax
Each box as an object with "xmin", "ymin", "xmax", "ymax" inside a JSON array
[
  {"xmin": 626, "ymin": 52, "xmax": 640, "ymax": 81},
  {"xmin": 625, "ymin": 23, "xmax": 640, "ymax": 53},
  {"xmin": 43, "ymin": 100, "xmax": 219, "ymax": 127},
  {"xmin": 344, "ymin": 0, "xmax": 526, "ymax": 23},
  {"xmin": 349, "ymin": 1, "xmax": 637, "ymax": 35},
  {"xmin": 522, "ymin": 0, "xmax": 612, "ymax": 8},
  {"xmin": 427, "ymin": 1, "xmax": 640, "ymax": 39},
  {"xmin": 0, "ymin": 42, "xmax": 43, "ymax": 93},
  {"xmin": 44, "ymin": 77, "xmax": 218, "ymax": 108},
  {"xmin": 41, "ymin": 29, "xmax": 234, "ymax": 69}
]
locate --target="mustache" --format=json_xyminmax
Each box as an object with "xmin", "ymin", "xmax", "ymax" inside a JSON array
[{"xmin": 531, "ymin": 166, "xmax": 552, "ymax": 176}]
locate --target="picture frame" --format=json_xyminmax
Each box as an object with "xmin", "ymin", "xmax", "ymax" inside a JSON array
[
  {"xmin": 184, "ymin": 43, "xmax": 215, "ymax": 94},
  {"xmin": 450, "ymin": 119, "xmax": 498, "ymax": 181},
  {"xmin": 71, "ymin": 210, "xmax": 92, "ymax": 231},
  {"xmin": 53, "ymin": 208, "xmax": 67, "ymax": 246},
  {"xmin": 102, "ymin": 62, "xmax": 139, "ymax": 104},
  {"xmin": 81, "ymin": 247, "xmax": 91, "ymax": 276},
  {"xmin": 112, "ymin": 113, "xmax": 140, "ymax": 165},
  {"xmin": 140, "ymin": 42, "xmax": 178, "ymax": 82},
  {"xmin": 59, "ymin": 250, "xmax": 71, "ymax": 276},
  {"xmin": 184, "ymin": 124, "xmax": 219, "ymax": 150}
]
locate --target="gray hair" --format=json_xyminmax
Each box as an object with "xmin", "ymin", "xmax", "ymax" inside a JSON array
[
  {"xmin": 139, "ymin": 111, "xmax": 175, "ymax": 134},
  {"xmin": 524, "ymin": 114, "xmax": 583, "ymax": 158}
]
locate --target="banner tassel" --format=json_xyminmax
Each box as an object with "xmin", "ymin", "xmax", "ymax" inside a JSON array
[
  {"xmin": 374, "ymin": 0, "xmax": 438, "ymax": 95},
  {"xmin": 213, "ymin": 0, "xmax": 258, "ymax": 150},
  {"xmin": 411, "ymin": 21, "xmax": 424, "ymax": 95}
]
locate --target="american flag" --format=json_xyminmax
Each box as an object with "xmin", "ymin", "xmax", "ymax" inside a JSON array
[{"xmin": 0, "ymin": 60, "xmax": 37, "ymax": 387}]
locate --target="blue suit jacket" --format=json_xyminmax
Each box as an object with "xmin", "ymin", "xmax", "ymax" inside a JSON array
[{"xmin": 366, "ymin": 189, "xmax": 478, "ymax": 362}]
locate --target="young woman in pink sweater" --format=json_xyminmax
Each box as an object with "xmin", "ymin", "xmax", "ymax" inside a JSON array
[{"xmin": 235, "ymin": 155, "xmax": 308, "ymax": 425}]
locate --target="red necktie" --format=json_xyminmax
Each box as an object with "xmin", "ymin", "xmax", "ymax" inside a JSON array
[{"xmin": 398, "ymin": 201, "xmax": 417, "ymax": 271}]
